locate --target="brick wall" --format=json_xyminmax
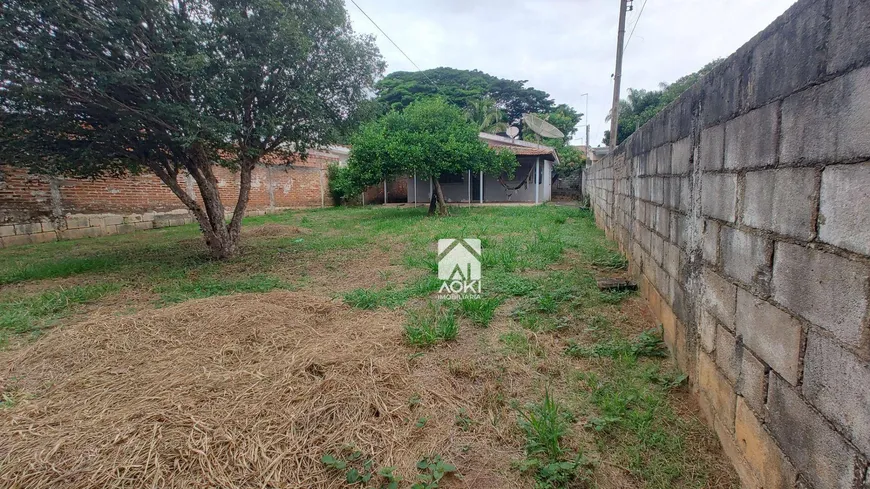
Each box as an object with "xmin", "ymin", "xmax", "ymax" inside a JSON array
[
  {"xmin": 584, "ymin": 1, "xmax": 870, "ymax": 487},
  {"xmin": 0, "ymin": 153, "xmax": 336, "ymax": 247}
]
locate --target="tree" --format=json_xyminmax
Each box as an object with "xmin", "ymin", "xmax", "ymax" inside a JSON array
[
  {"xmin": 345, "ymin": 98, "xmax": 517, "ymax": 216},
  {"xmin": 0, "ymin": 0, "xmax": 384, "ymax": 258},
  {"xmin": 542, "ymin": 104, "xmax": 582, "ymax": 142},
  {"xmin": 465, "ymin": 98, "xmax": 507, "ymax": 134},
  {"xmin": 552, "ymin": 144, "xmax": 587, "ymax": 192},
  {"xmin": 374, "ymin": 68, "xmax": 558, "ymax": 127},
  {"xmin": 603, "ymin": 59, "xmax": 722, "ymax": 146}
]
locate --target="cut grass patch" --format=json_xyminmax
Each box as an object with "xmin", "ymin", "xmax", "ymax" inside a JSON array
[
  {"xmin": 155, "ymin": 274, "xmax": 291, "ymax": 304},
  {"xmin": 0, "ymin": 284, "xmax": 120, "ymax": 340},
  {"xmin": 343, "ymin": 276, "xmax": 442, "ymax": 310},
  {"xmin": 0, "ymin": 204, "xmax": 737, "ymax": 488},
  {"xmin": 0, "ymin": 255, "xmax": 124, "ymax": 285}
]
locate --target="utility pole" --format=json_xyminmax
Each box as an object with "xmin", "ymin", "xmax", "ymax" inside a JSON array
[
  {"xmin": 609, "ymin": 0, "xmax": 629, "ymax": 151},
  {"xmin": 580, "ymin": 92, "xmax": 590, "ymax": 152}
]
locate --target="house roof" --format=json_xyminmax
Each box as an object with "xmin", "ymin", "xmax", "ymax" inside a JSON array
[
  {"xmin": 478, "ymin": 132, "xmax": 559, "ymax": 161},
  {"xmin": 500, "ymin": 146, "xmax": 555, "ymax": 156}
]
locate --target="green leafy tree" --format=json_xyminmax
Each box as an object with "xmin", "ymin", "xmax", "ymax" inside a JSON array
[
  {"xmin": 374, "ymin": 68, "xmax": 557, "ymax": 127},
  {"xmin": 543, "ymin": 104, "xmax": 582, "ymax": 142},
  {"xmin": 0, "ymin": 0, "xmax": 383, "ymax": 258},
  {"xmin": 465, "ymin": 98, "xmax": 508, "ymax": 134},
  {"xmin": 346, "ymin": 98, "xmax": 517, "ymax": 216},
  {"xmin": 603, "ymin": 59, "xmax": 722, "ymax": 146},
  {"xmin": 552, "ymin": 144, "xmax": 587, "ymax": 191}
]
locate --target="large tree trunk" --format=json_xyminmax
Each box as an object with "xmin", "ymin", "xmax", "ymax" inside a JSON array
[
  {"xmin": 428, "ymin": 188, "xmax": 438, "ymax": 216},
  {"xmin": 432, "ymin": 178, "xmax": 449, "ymax": 216},
  {"xmin": 148, "ymin": 146, "xmax": 255, "ymax": 260}
]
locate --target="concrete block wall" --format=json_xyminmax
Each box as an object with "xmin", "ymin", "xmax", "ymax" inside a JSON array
[
  {"xmin": 583, "ymin": 0, "xmax": 870, "ymax": 487},
  {"xmin": 0, "ymin": 154, "xmax": 336, "ymax": 248}
]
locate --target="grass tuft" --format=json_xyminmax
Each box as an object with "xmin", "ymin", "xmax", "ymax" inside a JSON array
[
  {"xmin": 515, "ymin": 389, "xmax": 588, "ymax": 488},
  {"xmin": 517, "ymin": 389, "xmax": 569, "ymax": 460},
  {"xmin": 457, "ymin": 296, "xmax": 502, "ymax": 327},
  {"xmin": 404, "ymin": 302, "xmax": 458, "ymax": 347}
]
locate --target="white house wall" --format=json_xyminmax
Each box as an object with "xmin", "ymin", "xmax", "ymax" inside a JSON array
[{"xmin": 403, "ymin": 157, "xmax": 552, "ymax": 204}]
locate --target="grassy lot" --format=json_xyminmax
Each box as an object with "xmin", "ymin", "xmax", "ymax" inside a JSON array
[{"xmin": 0, "ymin": 205, "xmax": 736, "ymax": 488}]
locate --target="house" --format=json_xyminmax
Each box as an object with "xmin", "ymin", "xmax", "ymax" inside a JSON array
[{"xmin": 403, "ymin": 132, "xmax": 559, "ymax": 205}]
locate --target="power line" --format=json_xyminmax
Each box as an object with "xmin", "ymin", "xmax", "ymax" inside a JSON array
[
  {"xmin": 623, "ymin": 0, "xmax": 648, "ymax": 52},
  {"xmin": 348, "ymin": 0, "xmax": 438, "ymax": 88}
]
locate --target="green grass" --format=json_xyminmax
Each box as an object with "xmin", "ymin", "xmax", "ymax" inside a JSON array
[
  {"xmin": 155, "ymin": 274, "xmax": 292, "ymax": 304},
  {"xmin": 575, "ymin": 355, "xmax": 701, "ymax": 488},
  {"xmin": 565, "ymin": 328, "xmax": 668, "ymax": 359},
  {"xmin": 404, "ymin": 302, "xmax": 459, "ymax": 347},
  {"xmin": 343, "ymin": 275, "xmax": 442, "ymax": 310},
  {"xmin": 0, "ymin": 255, "xmax": 125, "ymax": 286},
  {"xmin": 0, "ymin": 284, "xmax": 120, "ymax": 341},
  {"xmin": 515, "ymin": 390, "xmax": 588, "ymax": 488},
  {"xmin": 457, "ymin": 296, "xmax": 502, "ymax": 327},
  {"xmin": 0, "ymin": 204, "xmax": 729, "ymax": 487},
  {"xmin": 517, "ymin": 389, "xmax": 569, "ymax": 461}
]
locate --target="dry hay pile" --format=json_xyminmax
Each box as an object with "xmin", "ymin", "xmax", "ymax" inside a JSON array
[{"xmin": 0, "ymin": 292, "xmax": 521, "ymax": 488}]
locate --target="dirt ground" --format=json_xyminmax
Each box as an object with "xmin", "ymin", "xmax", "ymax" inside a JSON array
[{"xmin": 0, "ymin": 206, "xmax": 738, "ymax": 489}]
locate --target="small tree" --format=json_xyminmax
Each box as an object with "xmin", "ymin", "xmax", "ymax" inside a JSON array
[
  {"xmin": 346, "ymin": 98, "xmax": 516, "ymax": 216},
  {"xmin": 0, "ymin": 0, "xmax": 383, "ymax": 258}
]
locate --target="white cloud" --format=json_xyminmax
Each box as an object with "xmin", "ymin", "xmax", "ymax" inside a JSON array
[{"xmin": 346, "ymin": 0, "xmax": 797, "ymax": 145}]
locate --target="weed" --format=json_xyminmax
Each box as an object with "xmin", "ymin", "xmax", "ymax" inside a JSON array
[
  {"xmin": 534, "ymin": 293, "xmax": 559, "ymax": 314},
  {"xmin": 411, "ymin": 456, "xmax": 457, "ymax": 489},
  {"xmin": 515, "ymin": 390, "xmax": 588, "ymax": 488},
  {"xmin": 455, "ymin": 408, "xmax": 475, "ymax": 431},
  {"xmin": 409, "ymin": 393, "xmax": 422, "ymax": 407},
  {"xmin": 488, "ymin": 273, "xmax": 538, "ymax": 296},
  {"xmin": 516, "ymin": 389, "xmax": 569, "ymax": 461},
  {"xmin": 415, "ymin": 417, "xmax": 428, "ymax": 428},
  {"xmin": 457, "ymin": 296, "xmax": 501, "ymax": 327},
  {"xmin": 404, "ymin": 303, "xmax": 458, "ymax": 347},
  {"xmin": 321, "ymin": 452, "xmax": 402, "ymax": 488},
  {"xmin": 481, "ymin": 246, "xmax": 518, "ymax": 272},
  {"xmin": 583, "ymin": 314, "xmax": 611, "ymax": 335},
  {"xmin": 598, "ymin": 288, "xmax": 634, "ymax": 304},
  {"xmin": 344, "ymin": 276, "xmax": 442, "ymax": 310},
  {"xmin": 575, "ymin": 353, "xmax": 714, "ymax": 487},
  {"xmin": 1, "ymin": 391, "xmax": 20, "ymax": 409},
  {"xmin": 514, "ymin": 456, "xmax": 588, "ymax": 489},
  {"xmin": 565, "ymin": 328, "xmax": 667, "ymax": 359}
]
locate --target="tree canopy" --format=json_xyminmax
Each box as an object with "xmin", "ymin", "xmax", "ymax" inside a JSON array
[
  {"xmin": 0, "ymin": 0, "xmax": 384, "ymax": 258},
  {"xmin": 603, "ymin": 59, "xmax": 722, "ymax": 146},
  {"xmin": 373, "ymin": 67, "xmax": 581, "ymax": 141},
  {"xmin": 342, "ymin": 98, "xmax": 517, "ymax": 215}
]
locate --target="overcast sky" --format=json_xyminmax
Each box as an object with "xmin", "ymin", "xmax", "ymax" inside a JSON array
[{"xmin": 345, "ymin": 0, "xmax": 797, "ymax": 146}]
